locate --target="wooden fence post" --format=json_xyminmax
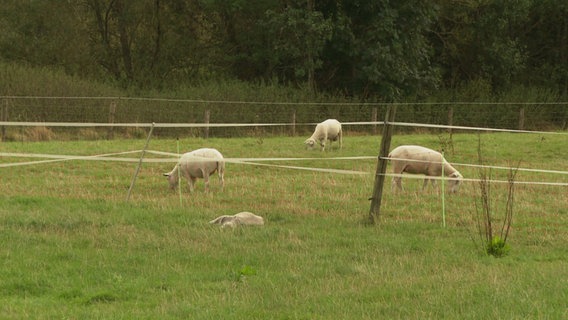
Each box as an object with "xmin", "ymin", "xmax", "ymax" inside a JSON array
[
  {"xmin": 204, "ymin": 109, "xmax": 210, "ymax": 139},
  {"xmin": 518, "ymin": 107, "xmax": 525, "ymax": 130},
  {"xmin": 1, "ymin": 99, "xmax": 8, "ymax": 142},
  {"xmin": 372, "ymin": 107, "xmax": 378, "ymax": 135},
  {"xmin": 448, "ymin": 106, "xmax": 454, "ymax": 138},
  {"xmin": 126, "ymin": 123, "xmax": 155, "ymax": 202},
  {"xmin": 368, "ymin": 105, "xmax": 397, "ymax": 224},
  {"xmin": 108, "ymin": 101, "xmax": 117, "ymax": 139},
  {"xmin": 291, "ymin": 109, "xmax": 296, "ymax": 136}
]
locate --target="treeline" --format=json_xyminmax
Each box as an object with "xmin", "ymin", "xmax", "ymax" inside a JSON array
[{"xmin": 1, "ymin": 0, "xmax": 566, "ymax": 100}]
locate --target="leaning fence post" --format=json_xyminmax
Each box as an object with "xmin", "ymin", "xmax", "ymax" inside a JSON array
[
  {"xmin": 368, "ymin": 105, "xmax": 397, "ymax": 224},
  {"xmin": 126, "ymin": 122, "xmax": 155, "ymax": 202}
]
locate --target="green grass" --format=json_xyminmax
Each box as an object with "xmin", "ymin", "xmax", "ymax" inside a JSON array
[{"xmin": 0, "ymin": 133, "xmax": 567, "ymax": 319}]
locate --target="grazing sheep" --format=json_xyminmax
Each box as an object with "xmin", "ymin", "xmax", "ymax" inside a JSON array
[
  {"xmin": 389, "ymin": 145, "xmax": 463, "ymax": 193},
  {"xmin": 304, "ymin": 119, "xmax": 343, "ymax": 151},
  {"xmin": 163, "ymin": 148, "xmax": 225, "ymax": 192},
  {"xmin": 209, "ymin": 211, "xmax": 265, "ymax": 228}
]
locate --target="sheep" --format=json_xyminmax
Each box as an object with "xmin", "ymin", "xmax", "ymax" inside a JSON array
[
  {"xmin": 388, "ymin": 145, "xmax": 463, "ymax": 193},
  {"xmin": 163, "ymin": 148, "xmax": 225, "ymax": 192},
  {"xmin": 304, "ymin": 119, "xmax": 343, "ymax": 151},
  {"xmin": 209, "ymin": 211, "xmax": 265, "ymax": 228}
]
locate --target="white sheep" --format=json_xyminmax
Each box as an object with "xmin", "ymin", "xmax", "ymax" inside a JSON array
[
  {"xmin": 388, "ymin": 145, "xmax": 463, "ymax": 193},
  {"xmin": 209, "ymin": 211, "xmax": 265, "ymax": 228},
  {"xmin": 163, "ymin": 148, "xmax": 225, "ymax": 192},
  {"xmin": 304, "ymin": 119, "xmax": 343, "ymax": 151}
]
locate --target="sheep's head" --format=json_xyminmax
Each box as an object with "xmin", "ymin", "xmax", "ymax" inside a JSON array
[
  {"xmin": 163, "ymin": 170, "xmax": 179, "ymax": 189},
  {"xmin": 448, "ymin": 172, "xmax": 463, "ymax": 193},
  {"xmin": 304, "ymin": 138, "xmax": 316, "ymax": 150}
]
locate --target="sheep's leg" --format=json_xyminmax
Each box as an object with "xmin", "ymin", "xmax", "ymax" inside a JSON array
[
  {"xmin": 188, "ymin": 177, "xmax": 196, "ymax": 193},
  {"xmin": 203, "ymin": 172, "xmax": 210, "ymax": 192},
  {"xmin": 422, "ymin": 178, "xmax": 438, "ymax": 190},
  {"xmin": 431, "ymin": 179, "xmax": 437, "ymax": 188},
  {"xmin": 422, "ymin": 178, "xmax": 429, "ymax": 190},
  {"xmin": 320, "ymin": 134, "xmax": 327, "ymax": 151},
  {"xmin": 392, "ymin": 176, "xmax": 403, "ymax": 191},
  {"xmin": 391, "ymin": 163, "xmax": 404, "ymax": 191},
  {"xmin": 218, "ymin": 167, "xmax": 225, "ymax": 190},
  {"xmin": 180, "ymin": 167, "xmax": 194, "ymax": 192}
]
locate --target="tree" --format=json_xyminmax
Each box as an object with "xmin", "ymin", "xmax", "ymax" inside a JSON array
[
  {"xmin": 521, "ymin": 0, "xmax": 568, "ymax": 95},
  {"xmin": 318, "ymin": 0, "xmax": 439, "ymax": 100},
  {"xmin": 430, "ymin": 0, "xmax": 530, "ymax": 90},
  {"xmin": 0, "ymin": 0, "xmax": 91, "ymax": 76},
  {"xmin": 265, "ymin": 5, "xmax": 332, "ymax": 90},
  {"xmin": 83, "ymin": 0, "xmax": 222, "ymax": 87}
]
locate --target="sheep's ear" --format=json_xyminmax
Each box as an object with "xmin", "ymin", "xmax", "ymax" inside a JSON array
[{"xmin": 163, "ymin": 173, "xmax": 170, "ymax": 177}]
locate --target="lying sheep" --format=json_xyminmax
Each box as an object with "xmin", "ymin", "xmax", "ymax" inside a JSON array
[
  {"xmin": 209, "ymin": 211, "xmax": 265, "ymax": 228},
  {"xmin": 388, "ymin": 145, "xmax": 463, "ymax": 193},
  {"xmin": 304, "ymin": 119, "xmax": 343, "ymax": 151},
  {"xmin": 163, "ymin": 148, "xmax": 225, "ymax": 192}
]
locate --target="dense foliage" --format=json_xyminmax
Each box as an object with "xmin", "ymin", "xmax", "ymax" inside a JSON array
[{"xmin": 1, "ymin": 0, "xmax": 566, "ymax": 100}]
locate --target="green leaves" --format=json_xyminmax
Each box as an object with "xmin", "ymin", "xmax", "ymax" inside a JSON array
[
  {"xmin": 486, "ymin": 236, "xmax": 510, "ymax": 257},
  {"xmin": 0, "ymin": 0, "xmax": 565, "ymax": 96},
  {"xmin": 265, "ymin": 7, "xmax": 332, "ymax": 85}
]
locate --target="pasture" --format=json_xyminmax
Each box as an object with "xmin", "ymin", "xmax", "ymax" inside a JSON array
[{"xmin": 0, "ymin": 132, "xmax": 567, "ymax": 319}]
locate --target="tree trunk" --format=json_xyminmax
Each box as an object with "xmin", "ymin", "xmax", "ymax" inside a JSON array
[{"xmin": 114, "ymin": 0, "xmax": 133, "ymax": 81}]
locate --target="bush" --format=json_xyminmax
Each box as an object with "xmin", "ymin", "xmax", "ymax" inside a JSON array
[{"xmin": 486, "ymin": 236, "xmax": 510, "ymax": 257}]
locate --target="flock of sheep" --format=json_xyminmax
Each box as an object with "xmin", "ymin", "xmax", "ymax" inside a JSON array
[{"xmin": 163, "ymin": 118, "xmax": 463, "ymax": 225}]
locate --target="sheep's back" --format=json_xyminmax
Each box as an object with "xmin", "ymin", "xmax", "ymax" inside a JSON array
[
  {"xmin": 320, "ymin": 119, "xmax": 342, "ymax": 137},
  {"xmin": 179, "ymin": 148, "xmax": 224, "ymax": 177},
  {"xmin": 389, "ymin": 145, "xmax": 445, "ymax": 175}
]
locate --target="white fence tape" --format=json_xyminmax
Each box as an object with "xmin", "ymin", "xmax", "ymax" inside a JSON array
[
  {"xmin": 0, "ymin": 151, "xmax": 144, "ymax": 167},
  {"xmin": 379, "ymin": 173, "xmax": 568, "ymax": 187},
  {"xmin": 383, "ymin": 157, "xmax": 568, "ymax": 175},
  {"xmin": 145, "ymin": 150, "xmax": 376, "ymax": 162},
  {"xmin": 390, "ymin": 121, "xmax": 568, "ymax": 135},
  {"xmin": 1, "ymin": 120, "xmax": 566, "ymax": 135},
  {"xmin": 0, "ymin": 121, "xmax": 293, "ymax": 128},
  {"xmin": 0, "ymin": 151, "xmax": 371, "ymax": 175},
  {"xmin": 1, "ymin": 151, "xmax": 567, "ymax": 186}
]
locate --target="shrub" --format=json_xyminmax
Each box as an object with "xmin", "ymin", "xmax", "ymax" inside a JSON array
[
  {"xmin": 25, "ymin": 126, "xmax": 55, "ymax": 141},
  {"xmin": 473, "ymin": 136, "xmax": 518, "ymax": 258}
]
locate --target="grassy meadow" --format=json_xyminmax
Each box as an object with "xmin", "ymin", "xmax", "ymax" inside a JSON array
[{"xmin": 0, "ymin": 132, "xmax": 567, "ymax": 319}]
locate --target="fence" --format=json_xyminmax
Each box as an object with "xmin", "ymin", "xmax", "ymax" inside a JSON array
[
  {"xmin": 1, "ymin": 96, "xmax": 567, "ymax": 141},
  {"xmin": 1, "ymin": 107, "xmax": 567, "ymax": 217}
]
